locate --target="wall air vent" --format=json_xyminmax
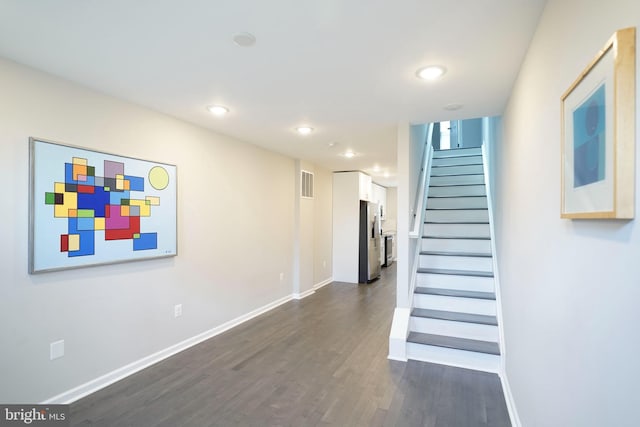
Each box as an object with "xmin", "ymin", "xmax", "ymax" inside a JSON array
[{"xmin": 301, "ymin": 170, "xmax": 314, "ymax": 199}]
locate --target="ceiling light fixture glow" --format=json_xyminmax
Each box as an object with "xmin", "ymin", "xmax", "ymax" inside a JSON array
[
  {"xmin": 344, "ymin": 150, "xmax": 355, "ymax": 158},
  {"xmin": 207, "ymin": 105, "xmax": 229, "ymax": 116},
  {"xmin": 296, "ymin": 126, "xmax": 314, "ymax": 135},
  {"xmin": 416, "ymin": 65, "xmax": 447, "ymax": 80}
]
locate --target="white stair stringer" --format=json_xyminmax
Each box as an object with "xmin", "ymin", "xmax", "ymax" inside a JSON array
[{"xmin": 406, "ymin": 147, "xmax": 502, "ymax": 373}]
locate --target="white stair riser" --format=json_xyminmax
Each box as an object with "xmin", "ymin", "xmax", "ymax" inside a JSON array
[
  {"xmin": 422, "ymin": 238, "xmax": 492, "ymax": 254},
  {"xmin": 427, "ymin": 196, "xmax": 487, "ymax": 209},
  {"xmin": 419, "ymin": 254, "xmax": 493, "ymax": 272},
  {"xmin": 433, "ymin": 148, "xmax": 482, "ymax": 158},
  {"xmin": 424, "ymin": 223, "xmax": 490, "ymax": 238},
  {"xmin": 425, "ymin": 209, "xmax": 488, "ymax": 223},
  {"xmin": 406, "ymin": 342, "xmax": 500, "ymax": 373},
  {"xmin": 432, "ymin": 155, "xmax": 483, "ymax": 167},
  {"xmin": 417, "ymin": 273, "xmax": 495, "ymax": 293},
  {"xmin": 410, "ymin": 317, "xmax": 499, "ymax": 342},
  {"xmin": 430, "ymin": 174, "xmax": 484, "ymax": 186},
  {"xmin": 413, "ymin": 293, "xmax": 496, "ymax": 315},
  {"xmin": 431, "ymin": 164, "xmax": 483, "ymax": 176},
  {"xmin": 429, "ymin": 185, "xmax": 486, "ymax": 197}
]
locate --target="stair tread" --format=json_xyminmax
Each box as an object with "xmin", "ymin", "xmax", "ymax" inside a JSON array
[
  {"xmin": 431, "ymin": 164, "xmax": 483, "ymax": 169},
  {"xmin": 429, "ymin": 183, "xmax": 486, "ymax": 187},
  {"xmin": 428, "ymin": 182, "xmax": 486, "ymax": 187},
  {"xmin": 415, "ymin": 287, "xmax": 495, "ymax": 300},
  {"xmin": 428, "ymin": 195, "xmax": 487, "ymax": 199},
  {"xmin": 425, "ymin": 221, "xmax": 489, "ymax": 224},
  {"xmin": 417, "ymin": 268, "xmax": 494, "ymax": 277},
  {"xmin": 411, "ymin": 308, "xmax": 498, "ymax": 325},
  {"xmin": 427, "ymin": 196, "xmax": 487, "ymax": 199},
  {"xmin": 422, "ymin": 236, "xmax": 491, "ymax": 240},
  {"xmin": 433, "ymin": 149, "xmax": 482, "ymax": 158},
  {"xmin": 420, "ymin": 251, "xmax": 492, "ymax": 258},
  {"xmin": 407, "ymin": 332, "xmax": 500, "ymax": 355},
  {"xmin": 426, "ymin": 207, "xmax": 488, "ymax": 211}
]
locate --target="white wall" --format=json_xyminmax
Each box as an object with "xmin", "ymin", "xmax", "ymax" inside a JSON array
[
  {"xmin": 0, "ymin": 57, "xmax": 332, "ymax": 403},
  {"xmin": 497, "ymin": 0, "xmax": 640, "ymax": 425},
  {"xmin": 332, "ymin": 172, "xmax": 361, "ymax": 283}
]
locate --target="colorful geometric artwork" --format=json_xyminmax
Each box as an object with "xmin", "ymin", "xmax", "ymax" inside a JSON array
[
  {"xmin": 573, "ymin": 83, "xmax": 606, "ymax": 188},
  {"xmin": 29, "ymin": 138, "xmax": 177, "ymax": 273}
]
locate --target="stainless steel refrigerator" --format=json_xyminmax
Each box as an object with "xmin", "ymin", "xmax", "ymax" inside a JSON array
[{"xmin": 359, "ymin": 200, "xmax": 381, "ymax": 283}]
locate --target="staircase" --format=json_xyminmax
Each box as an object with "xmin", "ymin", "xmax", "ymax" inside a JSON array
[{"xmin": 406, "ymin": 146, "xmax": 501, "ymax": 373}]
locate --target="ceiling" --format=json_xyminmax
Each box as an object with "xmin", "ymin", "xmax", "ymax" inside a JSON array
[{"xmin": 0, "ymin": 0, "xmax": 546, "ymax": 186}]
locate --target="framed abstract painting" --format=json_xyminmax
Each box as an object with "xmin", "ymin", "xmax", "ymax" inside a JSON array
[
  {"xmin": 561, "ymin": 27, "xmax": 636, "ymax": 219},
  {"xmin": 29, "ymin": 138, "xmax": 177, "ymax": 273}
]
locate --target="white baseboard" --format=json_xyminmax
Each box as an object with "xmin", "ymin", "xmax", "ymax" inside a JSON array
[
  {"xmin": 292, "ymin": 289, "xmax": 315, "ymax": 300},
  {"xmin": 293, "ymin": 277, "xmax": 333, "ymax": 300},
  {"xmin": 499, "ymin": 369, "xmax": 521, "ymax": 427},
  {"xmin": 313, "ymin": 277, "xmax": 333, "ymax": 290},
  {"xmin": 42, "ymin": 294, "xmax": 295, "ymax": 404}
]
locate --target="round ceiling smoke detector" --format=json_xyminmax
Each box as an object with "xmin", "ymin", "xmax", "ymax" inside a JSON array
[
  {"xmin": 444, "ymin": 103, "xmax": 463, "ymax": 111},
  {"xmin": 233, "ymin": 32, "xmax": 256, "ymax": 47},
  {"xmin": 416, "ymin": 65, "xmax": 447, "ymax": 80}
]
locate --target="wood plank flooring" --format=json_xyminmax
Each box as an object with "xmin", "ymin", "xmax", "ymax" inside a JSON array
[{"xmin": 70, "ymin": 264, "xmax": 511, "ymax": 426}]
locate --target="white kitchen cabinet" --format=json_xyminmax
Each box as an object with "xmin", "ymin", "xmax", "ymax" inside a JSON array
[
  {"xmin": 359, "ymin": 173, "xmax": 372, "ymax": 201},
  {"xmin": 372, "ymin": 183, "xmax": 387, "ymax": 220}
]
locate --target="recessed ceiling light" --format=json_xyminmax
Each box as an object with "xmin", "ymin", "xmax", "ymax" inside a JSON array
[
  {"xmin": 373, "ymin": 165, "xmax": 381, "ymax": 172},
  {"xmin": 444, "ymin": 103, "xmax": 463, "ymax": 111},
  {"xmin": 328, "ymin": 142, "xmax": 338, "ymax": 147},
  {"xmin": 344, "ymin": 150, "xmax": 355, "ymax": 158},
  {"xmin": 296, "ymin": 126, "xmax": 314, "ymax": 135},
  {"xmin": 384, "ymin": 172, "xmax": 390, "ymax": 178},
  {"xmin": 207, "ymin": 105, "xmax": 229, "ymax": 116},
  {"xmin": 416, "ymin": 65, "xmax": 447, "ymax": 80},
  {"xmin": 233, "ymin": 32, "xmax": 256, "ymax": 47}
]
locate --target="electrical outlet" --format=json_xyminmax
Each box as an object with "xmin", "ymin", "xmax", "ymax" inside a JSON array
[
  {"xmin": 50, "ymin": 340, "xmax": 64, "ymax": 360},
  {"xmin": 174, "ymin": 304, "xmax": 182, "ymax": 318},
  {"xmin": 280, "ymin": 272, "xmax": 284, "ymax": 282}
]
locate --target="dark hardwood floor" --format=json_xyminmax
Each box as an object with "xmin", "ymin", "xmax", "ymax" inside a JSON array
[{"xmin": 70, "ymin": 264, "xmax": 511, "ymax": 426}]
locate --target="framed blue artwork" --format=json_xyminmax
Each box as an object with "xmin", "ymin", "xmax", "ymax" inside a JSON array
[
  {"xmin": 561, "ymin": 27, "xmax": 636, "ymax": 219},
  {"xmin": 29, "ymin": 138, "xmax": 177, "ymax": 273}
]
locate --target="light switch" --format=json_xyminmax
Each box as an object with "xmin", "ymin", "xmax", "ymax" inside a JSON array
[{"xmin": 50, "ymin": 340, "xmax": 64, "ymax": 360}]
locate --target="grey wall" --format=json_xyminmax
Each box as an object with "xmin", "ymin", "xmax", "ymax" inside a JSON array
[
  {"xmin": 496, "ymin": 0, "xmax": 640, "ymax": 425},
  {"xmin": 294, "ymin": 161, "xmax": 333, "ymax": 296},
  {"xmin": 313, "ymin": 167, "xmax": 333, "ymax": 286},
  {"xmin": 396, "ymin": 123, "xmax": 427, "ymax": 307},
  {"xmin": 460, "ymin": 118, "xmax": 483, "ymax": 148},
  {"xmin": 0, "ymin": 57, "xmax": 332, "ymax": 403}
]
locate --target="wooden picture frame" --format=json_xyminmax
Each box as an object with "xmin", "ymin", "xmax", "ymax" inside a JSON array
[
  {"xmin": 561, "ymin": 27, "xmax": 636, "ymax": 219},
  {"xmin": 29, "ymin": 138, "xmax": 177, "ymax": 273}
]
